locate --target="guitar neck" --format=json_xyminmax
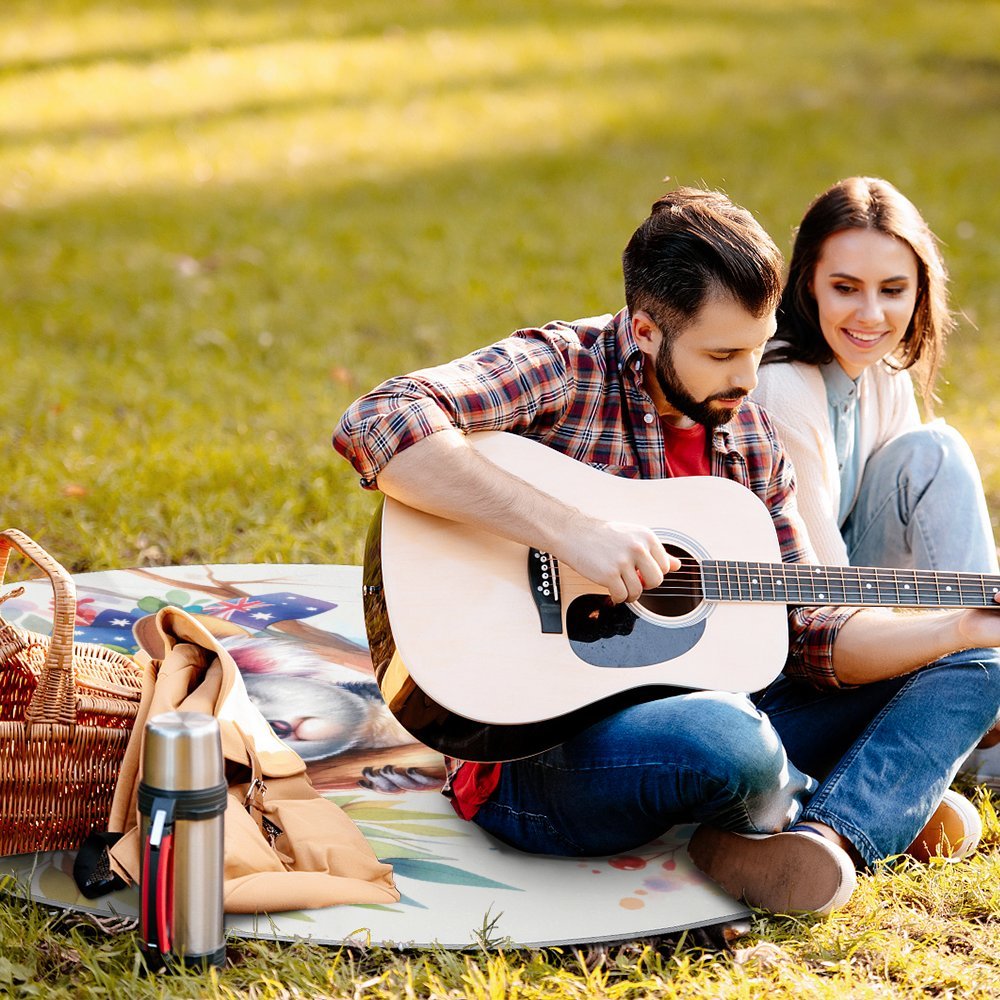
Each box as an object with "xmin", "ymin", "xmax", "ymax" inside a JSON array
[{"xmin": 701, "ymin": 561, "xmax": 1000, "ymax": 609}]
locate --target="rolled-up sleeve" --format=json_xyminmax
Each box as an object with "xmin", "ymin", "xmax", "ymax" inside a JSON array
[
  {"xmin": 333, "ymin": 389, "xmax": 458, "ymax": 488},
  {"xmin": 785, "ymin": 605, "xmax": 858, "ymax": 688},
  {"xmin": 333, "ymin": 332, "xmax": 573, "ymax": 488}
]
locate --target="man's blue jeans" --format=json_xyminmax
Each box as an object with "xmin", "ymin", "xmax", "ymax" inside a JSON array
[
  {"xmin": 473, "ymin": 690, "xmax": 814, "ymax": 857},
  {"xmin": 474, "ymin": 649, "xmax": 1000, "ymax": 868}
]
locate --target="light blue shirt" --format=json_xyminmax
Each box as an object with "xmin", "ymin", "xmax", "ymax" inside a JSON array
[{"xmin": 820, "ymin": 361, "xmax": 864, "ymax": 527}]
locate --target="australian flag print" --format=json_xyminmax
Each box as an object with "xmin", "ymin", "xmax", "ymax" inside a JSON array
[
  {"xmin": 200, "ymin": 592, "xmax": 337, "ymax": 629},
  {"xmin": 73, "ymin": 608, "xmax": 147, "ymax": 651}
]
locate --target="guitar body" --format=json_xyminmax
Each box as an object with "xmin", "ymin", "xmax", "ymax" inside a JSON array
[{"xmin": 363, "ymin": 432, "xmax": 789, "ymax": 761}]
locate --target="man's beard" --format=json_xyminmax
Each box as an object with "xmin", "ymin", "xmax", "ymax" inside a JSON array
[{"xmin": 654, "ymin": 339, "xmax": 748, "ymax": 429}]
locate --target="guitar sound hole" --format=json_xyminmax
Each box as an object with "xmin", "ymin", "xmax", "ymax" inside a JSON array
[{"xmin": 636, "ymin": 543, "xmax": 703, "ymax": 618}]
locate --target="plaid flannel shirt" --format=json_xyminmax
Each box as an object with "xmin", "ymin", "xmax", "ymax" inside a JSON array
[{"xmin": 333, "ymin": 309, "xmax": 859, "ymax": 809}]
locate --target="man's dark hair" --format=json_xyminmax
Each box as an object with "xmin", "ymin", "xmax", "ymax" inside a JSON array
[{"xmin": 622, "ymin": 187, "xmax": 783, "ymax": 340}]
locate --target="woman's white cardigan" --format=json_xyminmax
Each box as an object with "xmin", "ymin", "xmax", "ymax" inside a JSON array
[{"xmin": 752, "ymin": 359, "xmax": 921, "ymax": 566}]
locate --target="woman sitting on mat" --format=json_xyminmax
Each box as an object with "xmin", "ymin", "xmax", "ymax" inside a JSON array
[{"xmin": 753, "ymin": 175, "xmax": 1000, "ymax": 808}]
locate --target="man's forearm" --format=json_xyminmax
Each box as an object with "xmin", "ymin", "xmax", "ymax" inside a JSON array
[
  {"xmin": 375, "ymin": 428, "xmax": 577, "ymax": 554},
  {"xmin": 375, "ymin": 429, "xmax": 676, "ymax": 604}
]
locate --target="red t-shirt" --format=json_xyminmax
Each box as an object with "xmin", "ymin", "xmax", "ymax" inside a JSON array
[
  {"xmin": 660, "ymin": 419, "xmax": 710, "ymax": 477},
  {"xmin": 447, "ymin": 421, "xmax": 710, "ymax": 820}
]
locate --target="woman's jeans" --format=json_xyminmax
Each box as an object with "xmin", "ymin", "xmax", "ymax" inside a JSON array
[
  {"xmin": 475, "ymin": 649, "xmax": 1000, "ymax": 868},
  {"xmin": 842, "ymin": 423, "xmax": 999, "ymax": 574},
  {"xmin": 842, "ymin": 422, "xmax": 1000, "ymax": 783},
  {"xmin": 473, "ymin": 690, "xmax": 815, "ymax": 858}
]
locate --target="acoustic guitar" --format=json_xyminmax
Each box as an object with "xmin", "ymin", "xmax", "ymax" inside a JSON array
[{"xmin": 361, "ymin": 431, "xmax": 1000, "ymax": 762}]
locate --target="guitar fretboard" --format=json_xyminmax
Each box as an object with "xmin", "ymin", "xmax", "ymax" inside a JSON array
[{"xmin": 701, "ymin": 561, "xmax": 1000, "ymax": 609}]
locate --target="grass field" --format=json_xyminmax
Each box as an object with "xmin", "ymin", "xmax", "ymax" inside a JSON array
[{"xmin": 3, "ymin": 1, "xmax": 1000, "ymax": 996}]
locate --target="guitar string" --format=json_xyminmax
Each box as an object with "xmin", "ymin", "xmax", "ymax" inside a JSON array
[
  {"xmin": 556, "ymin": 584, "xmax": 1000, "ymax": 606},
  {"xmin": 539, "ymin": 548, "xmax": 1000, "ymax": 588},
  {"xmin": 555, "ymin": 576, "xmax": 1000, "ymax": 592},
  {"xmin": 642, "ymin": 574, "xmax": 1000, "ymax": 597},
  {"xmin": 556, "ymin": 564, "xmax": 1000, "ymax": 605}
]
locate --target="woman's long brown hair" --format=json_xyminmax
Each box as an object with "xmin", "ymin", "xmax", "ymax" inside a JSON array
[{"xmin": 764, "ymin": 177, "xmax": 953, "ymax": 411}]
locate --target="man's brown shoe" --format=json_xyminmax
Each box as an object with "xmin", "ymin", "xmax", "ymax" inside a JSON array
[{"xmin": 687, "ymin": 826, "xmax": 857, "ymax": 915}]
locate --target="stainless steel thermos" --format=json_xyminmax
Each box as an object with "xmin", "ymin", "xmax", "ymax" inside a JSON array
[{"xmin": 139, "ymin": 711, "xmax": 227, "ymax": 970}]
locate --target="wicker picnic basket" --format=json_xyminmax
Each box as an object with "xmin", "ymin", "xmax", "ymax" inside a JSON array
[{"xmin": 0, "ymin": 528, "xmax": 144, "ymax": 856}]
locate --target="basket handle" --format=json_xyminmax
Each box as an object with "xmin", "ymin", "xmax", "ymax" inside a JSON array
[{"xmin": 0, "ymin": 528, "xmax": 78, "ymax": 728}]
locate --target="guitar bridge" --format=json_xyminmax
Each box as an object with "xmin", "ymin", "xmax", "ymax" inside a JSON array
[{"xmin": 528, "ymin": 549, "xmax": 563, "ymax": 633}]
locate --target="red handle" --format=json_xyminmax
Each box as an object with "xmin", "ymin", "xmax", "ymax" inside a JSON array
[
  {"xmin": 156, "ymin": 833, "xmax": 174, "ymax": 955},
  {"xmin": 140, "ymin": 802, "xmax": 175, "ymax": 960}
]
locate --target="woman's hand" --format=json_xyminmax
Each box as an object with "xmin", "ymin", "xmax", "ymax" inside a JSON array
[{"xmin": 952, "ymin": 591, "xmax": 1000, "ymax": 651}]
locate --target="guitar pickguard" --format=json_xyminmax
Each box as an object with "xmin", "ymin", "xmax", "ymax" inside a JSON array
[{"xmin": 566, "ymin": 594, "xmax": 706, "ymax": 667}]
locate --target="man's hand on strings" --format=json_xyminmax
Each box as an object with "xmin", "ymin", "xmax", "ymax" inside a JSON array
[{"xmin": 556, "ymin": 517, "xmax": 680, "ymax": 604}]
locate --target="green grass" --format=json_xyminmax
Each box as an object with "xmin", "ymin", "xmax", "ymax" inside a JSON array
[
  {"xmin": 4, "ymin": 0, "xmax": 1000, "ymax": 572},
  {"xmin": 3, "ymin": 0, "xmax": 1000, "ymax": 995}
]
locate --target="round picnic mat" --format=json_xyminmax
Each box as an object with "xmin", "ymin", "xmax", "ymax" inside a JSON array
[{"xmin": 0, "ymin": 563, "xmax": 748, "ymax": 948}]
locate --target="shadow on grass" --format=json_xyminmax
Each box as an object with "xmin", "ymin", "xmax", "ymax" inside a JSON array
[{"xmin": 5, "ymin": 132, "xmax": 1000, "ymax": 570}]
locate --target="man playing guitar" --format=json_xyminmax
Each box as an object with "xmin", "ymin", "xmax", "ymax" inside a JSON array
[{"xmin": 333, "ymin": 188, "xmax": 1000, "ymax": 916}]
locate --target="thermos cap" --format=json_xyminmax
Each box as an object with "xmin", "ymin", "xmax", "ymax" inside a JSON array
[{"xmin": 142, "ymin": 711, "xmax": 225, "ymax": 791}]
